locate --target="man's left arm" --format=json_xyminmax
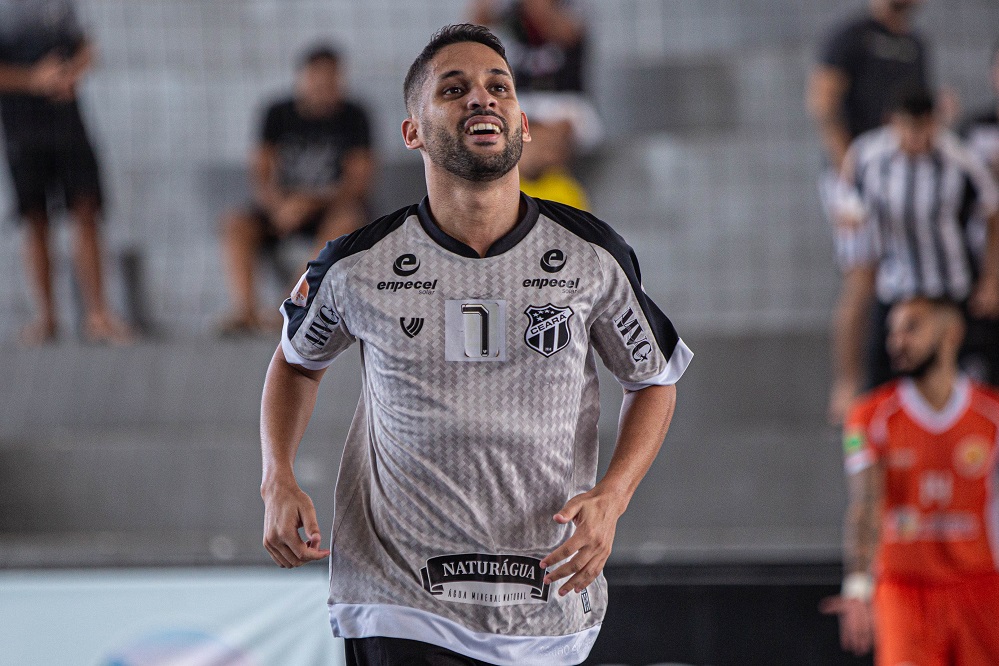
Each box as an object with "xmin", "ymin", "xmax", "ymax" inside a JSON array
[
  {"xmin": 970, "ymin": 209, "xmax": 999, "ymax": 318},
  {"xmin": 541, "ymin": 383, "xmax": 676, "ymax": 596}
]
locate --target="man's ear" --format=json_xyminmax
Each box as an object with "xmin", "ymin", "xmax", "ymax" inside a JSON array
[
  {"xmin": 402, "ymin": 116, "xmax": 423, "ymax": 150},
  {"xmin": 521, "ymin": 111, "xmax": 531, "ymax": 143}
]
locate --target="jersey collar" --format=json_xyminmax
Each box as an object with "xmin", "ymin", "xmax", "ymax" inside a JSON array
[
  {"xmin": 416, "ymin": 193, "xmax": 539, "ymax": 259},
  {"xmin": 898, "ymin": 374, "xmax": 971, "ymax": 434}
]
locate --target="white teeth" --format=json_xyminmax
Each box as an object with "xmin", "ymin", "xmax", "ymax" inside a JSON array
[{"xmin": 468, "ymin": 122, "xmax": 501, "ymax": 135}]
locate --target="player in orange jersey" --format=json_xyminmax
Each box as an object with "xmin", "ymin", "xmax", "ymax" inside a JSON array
[{"xmin": 822, "ymin": 296, "xmax": 999, "ymax": 665}]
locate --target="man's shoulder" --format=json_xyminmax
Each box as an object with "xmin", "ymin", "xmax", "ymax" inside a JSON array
[
  {"xmin": 849, "ymin": 381, "xmax": 901, "ymax": 422},
  {"xmin": 338, "ymin": 99, "xmax": 369, "ymax": 119},
  {"xmin": 534, "ymin": 197, "xmax": 630, "ymax": 255},
  {"xmin": 263, "ymin": 96, "xmax": 296, "ymax": 116},
  {"xmin": 309, "ymin": 203, "xmax": 418, "ymax": 276}
]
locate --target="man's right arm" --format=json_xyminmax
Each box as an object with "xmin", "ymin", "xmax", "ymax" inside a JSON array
[
  {"xmin": 0, "ymin": 55, "xmax": 67, "ymax": 96},
  {"xmin": 807, "ymin": 65, "xmax": 853, "ymax": 172},
  {"xmin": 821, "ymin": 458, "xmax": 883, "ymax": 655},
  {"xmin": 260, "ymin": 344, "xmax": 331, "ymax": 568}
]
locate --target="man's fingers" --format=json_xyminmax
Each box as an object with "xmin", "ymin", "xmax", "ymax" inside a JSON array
[
  {"xmin": 540, "ymin": 534, "xmax": 582, "ymax": 571},
  {"xmin": 553, "ymin": 497, "xmax": 583, "ymax": 525},
  {"xmin": 818, "ymin": 595, "xmax": 845, "ymax": 614},
  {"xmin": 558, "ymin": 557, "xmax": 602, "ymax": 596},
  {"xmin": 544, "ymin": 546, "xmax": 588, "ymax": 584}
]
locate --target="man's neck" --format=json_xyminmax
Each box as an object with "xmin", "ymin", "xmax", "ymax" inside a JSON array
[
  {"xmin": 912, "ymin": 365, "xmax": 958, "ymax": 412},
  {"xmin": 423, "ymin": 165, "xmax": 523, "ymax": 257},
  {"xmin": 871, "ymin": 7, "xmax": 910, "ymax": 34}
]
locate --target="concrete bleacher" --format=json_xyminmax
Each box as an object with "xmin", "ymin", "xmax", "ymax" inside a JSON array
[
  {"xmin": 1, "ymin": 0, "xmax": 998, "ymax": 568},
  {"xmin": 0, "ymin": 330, "xmax": 840, "ymax": 568}
]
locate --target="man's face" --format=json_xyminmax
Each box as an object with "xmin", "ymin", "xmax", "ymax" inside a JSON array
[
  {"xmin": 891, "ymin": 113, "xmax": 937, "ymax": 156},
  {"xmin": 408, "ymin": 42, "xmax": 529, "ymax": 182},
  {"xmin": 886, "ymin": 300, "xmax": 946, "ymax": 377},
  {"xmin": 296, "ymin": 58, "xmax": 343, "ymax": 115}
]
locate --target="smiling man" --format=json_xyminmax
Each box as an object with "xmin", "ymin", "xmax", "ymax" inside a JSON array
[{"xmin": 259, "ymin": 24, "xmax": 691, "ymax": 666}]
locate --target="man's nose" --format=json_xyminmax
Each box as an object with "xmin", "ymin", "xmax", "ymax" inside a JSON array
[{"xmin": 466, "ymin": 83, "xmax": 498, "ymax": 110}]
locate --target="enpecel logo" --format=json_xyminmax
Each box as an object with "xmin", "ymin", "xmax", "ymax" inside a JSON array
[{"xmin": 393, "ymin": 254, "xmax": 420, "ymax": 276}]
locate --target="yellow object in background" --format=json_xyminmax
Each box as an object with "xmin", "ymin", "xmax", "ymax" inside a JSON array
[{"xmin": 520, "ymin": 169, "xmax": 590, "ymax": 211}]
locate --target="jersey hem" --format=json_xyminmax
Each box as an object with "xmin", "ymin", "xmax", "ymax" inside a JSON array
[
  {"xmin": 328, "ymin": 602, "xmax": 600, "ymax": 666},
  {"xmin": 280, "ymin": 301, "xmax": 335, "ymax": 370},
  {"xmin": 617, "ymin": 337, "xmax": 693, "ymax": 390}
]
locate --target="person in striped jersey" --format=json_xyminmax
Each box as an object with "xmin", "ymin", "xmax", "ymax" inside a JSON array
[{"xmin": 828, "ymin": 88, "xmax": 999, "ymax": 424}]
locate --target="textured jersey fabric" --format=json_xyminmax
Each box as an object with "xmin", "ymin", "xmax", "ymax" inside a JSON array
[
  {"xmin": 844, "ymin": 378, "xmax": 999, "ymax": 583},
  {"xmin": 280, "ymin": 194, "xmax": 691, "ymax": 665},
  {"xmin": 819, "ymin": 16, "xmax": 928, "ymax": 139}
]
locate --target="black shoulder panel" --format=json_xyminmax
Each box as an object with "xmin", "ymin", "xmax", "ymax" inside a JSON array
[
  {"xmin": 285, "ymin": 203, "xmax": 416, "ymax": 338},
  {"xmin": 534, "ymin": 198, "xmax": 681, "ymax": 356}
]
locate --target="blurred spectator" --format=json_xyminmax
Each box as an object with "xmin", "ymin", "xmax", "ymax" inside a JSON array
[
  {"xmin": 956, "ymin": 42, "xmax": 999, "ymax": 387},
  {"xmin": 828, "ymin": 89, "xmax": 999, "ymax": 422},
  {"xmin": 0, "ymin": 0, "xmax": 133, "ymax": 345},
  {"xmin": 808, "ymin": 0, "xmax": 930, "ymax": 175},
  {"xmin": 470, "ymin": 0, "xmax": 586, "ymax": 94},
  {"xmin": 517, "ymin": 99, "xmax": 588, "ymax": 210},
  {"xmin": 809, "ymin": 1, "xmax": 929, "ymax": 420},
  {"xmin": 218, "ymin": 45, "xmax": 374, "ymax": 336},
  {"xmin": 470, "ymin": 0, "xmax": 602, "ymax": 210}
]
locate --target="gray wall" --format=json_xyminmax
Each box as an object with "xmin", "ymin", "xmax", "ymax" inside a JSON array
[
  {"xmin": 1, "ymin": 0, "xmax": 998, "ymax": 567},
  {"xmin": 4, "ymin": 0, "xmax": 997, "ymax": 338}
]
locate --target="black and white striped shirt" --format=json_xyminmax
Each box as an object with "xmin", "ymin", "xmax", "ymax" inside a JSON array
[{"xmin": 840, "ymin": 127, "xmax": 999, "ymax": 304}]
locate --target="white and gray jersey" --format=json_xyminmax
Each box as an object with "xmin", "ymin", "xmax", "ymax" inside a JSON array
[
  {"xmin": 842, "ymin": 127, "xmax": 999, "ymax": 304},
  {"xmin": 961, "ymin": 110, "xmax": 999, "ymax": 266},
  {"xmin": 280, "ymin": 194, "xmax": 692, "ymax": 665}
]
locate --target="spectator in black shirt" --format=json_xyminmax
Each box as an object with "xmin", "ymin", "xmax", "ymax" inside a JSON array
[
  {"xmin": 219, "ymin": 45, "xmax": 374, "ymax": 335},
  {"xmin": 807, "ymin": 0, "xmax": 929, "ymax": 173},
  {"xmin": 0, "ymin": 0, "xmax": 132, "ymax": 345}
]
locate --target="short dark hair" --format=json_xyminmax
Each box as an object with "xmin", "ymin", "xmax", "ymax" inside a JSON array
[
  {"xmin": 299, "ymin": 44, "xmax": 341, "ymax": 69},
  {"xmin": 403, "ymin": 24, "xmax": 511, "ymax": 113},
  {"xmin": 890, "ymin": 86, "xmax": 936, "ymax": 118}
]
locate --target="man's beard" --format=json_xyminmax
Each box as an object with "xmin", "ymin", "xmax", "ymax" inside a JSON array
[
  {"xmin": 892, "ymin": 347, "xmax": 939, "ymax": 379},
  {"xmin": 427, "ymin": 120, "xmax": 523, "ymax": 182}
]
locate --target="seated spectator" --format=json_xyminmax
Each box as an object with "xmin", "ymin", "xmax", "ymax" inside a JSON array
[
  {"xmin": 0, "ymin": 0, "xmax": 133, "ymax": 345},
  {"xmin": 829, "ymin": 88, "xmax": 999, "ymax": 422},
  {"xmin": 219, "ymin": 45, "xmax": 374, "ymax": 335},
  {"xmin": 518, "ymin": 100, "xmax": 588, "ymax": 210}
]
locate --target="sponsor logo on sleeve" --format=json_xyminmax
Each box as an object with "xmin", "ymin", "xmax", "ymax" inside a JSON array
[
  {"xmin": 541, "ymin": 249, "xmax": 566, "ymax": 273},
  {"xmin": 524, "ymin": 304, "xmax": 574, "ymax": 357},
  {"xmin": 614, "ymin": 308, "xmax": 653, "ymax": 362},
  {"xmin": 421, "ymin": 553, "xmax": 551, "ymax": 606},
  {"xmin": 393, "ymin": 253, "xmax": 420, "ymax": 277},
  {"xmin": 400, "ymin": 317, "xmax": 424, "ymax": 338},
  {"xmin": 843, "ymin": 430, "xmax": 865, "ymax": 456},
  {"xmin": 304, "ymin": 304, "xmax": 340, "ymax": 348},
  {"xmin": 290, "ymin": 273, "xmax": 309, "ymax": 307}
]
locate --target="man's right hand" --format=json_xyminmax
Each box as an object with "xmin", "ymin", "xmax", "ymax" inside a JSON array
[
  {"xmin": 820, "ymin": 595, "xmax": 875, "ymax": 656},
  {"xmin": 261, "ymin": 479, "xmax": 330, "ymax": 568}
]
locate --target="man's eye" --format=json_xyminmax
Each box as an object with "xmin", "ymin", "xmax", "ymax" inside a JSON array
[
  {"xmin": 443, "ymin": 86, "xmax": 463, "ymax": 95},
  {"xmin": 492, "ymin": 84, "xmax": 508, "ymax": 93}
]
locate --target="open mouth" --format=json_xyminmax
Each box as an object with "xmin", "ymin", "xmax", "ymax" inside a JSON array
[{"xmin": 464, "ymin": 118, "xmax": 503, "ymax": 136}]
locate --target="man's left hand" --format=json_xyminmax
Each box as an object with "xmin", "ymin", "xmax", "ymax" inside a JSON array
[{"xmin": 540, "ymin": 487, "xmax": 627, "ymax": 597}]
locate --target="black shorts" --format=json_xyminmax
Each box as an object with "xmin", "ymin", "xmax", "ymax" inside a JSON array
[
  {"xmin": 344, "ymin": 637, "xmax": 497, "ymax": 666},
  {"xmin": 250, "ymin": 206, "xmax": 326, "ymax": 247},
  {"xmin": 4, "ymin": 139, "xmax": 103, "ymax": 218}
]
